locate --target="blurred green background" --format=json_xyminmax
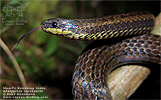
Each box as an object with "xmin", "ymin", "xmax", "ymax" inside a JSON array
[{"xmin": 1, "ymin": 0, "xmax": 160, "ymax": 99}]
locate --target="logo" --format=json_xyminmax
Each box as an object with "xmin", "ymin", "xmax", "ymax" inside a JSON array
[{"xmin": 2, "ymin": 0, "xmax": 27, "ymax": 25}]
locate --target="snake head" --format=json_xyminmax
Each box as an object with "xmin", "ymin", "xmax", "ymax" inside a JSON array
[{"xmin": 41, "ymin": 18, "xmax": 83, "ymax": 39}]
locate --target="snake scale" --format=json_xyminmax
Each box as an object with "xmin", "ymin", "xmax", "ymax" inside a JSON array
[{"xmin": 14, "ymin": 12, "xmax": 161, "ymax": 99}]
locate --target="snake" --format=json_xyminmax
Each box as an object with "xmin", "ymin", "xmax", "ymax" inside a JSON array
[{"xmin": 13, "ymin": 11, "xmax": 161, "ymax": 99}]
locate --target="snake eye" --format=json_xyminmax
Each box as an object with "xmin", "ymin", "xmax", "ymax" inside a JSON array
[{"xmin": 52, "ymin": 22, "xmax": 58, "ymax": 28}]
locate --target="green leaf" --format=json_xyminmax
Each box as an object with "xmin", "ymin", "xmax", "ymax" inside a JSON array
[
  {"xmin": 34, "ymin": 31, "xmax": 47, "ymax": 45},
  {"xmin": 44, "ymin": 36, "xmax": 58, "ymax": 57}
]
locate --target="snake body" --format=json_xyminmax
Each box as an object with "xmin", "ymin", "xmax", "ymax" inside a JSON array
[{"xmin": 41, "ymin": 12, "xmax": 161, "ymax": 99}]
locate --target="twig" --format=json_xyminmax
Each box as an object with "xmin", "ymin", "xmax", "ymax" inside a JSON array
[
  {"xmin": 1, "ymin": 60, "xmax": 15, "ymax": 75},
  {"xmin": 0, "ymin": 38, "xmax": 28, "ymax": 87}
]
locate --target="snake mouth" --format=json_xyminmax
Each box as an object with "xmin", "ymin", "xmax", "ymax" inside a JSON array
[
  {"xmin": 41, "ymin": 18, "xmax": 89, "ymax": 40},
  {"xmin": 41, "ymin": 18, "xmax": 60, "ymax": 33},
  {"xmin": 41, "ymin": 21, "xmax": 63, "ymax": 35},
  {"xmin": 41, "ymin": 19, "xmax": 77, "ymax": 39},
  {"xmin": 41, "ymin": 24, "xmax": 49, "ymax": 33},
  {"xmin": 41, "ymin": 20, "xmax": 54, "ymax": 33}
]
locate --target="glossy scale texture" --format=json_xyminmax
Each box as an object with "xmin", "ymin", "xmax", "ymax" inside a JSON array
[
  {"xmin": 41, "ymin": 12, "xmax": 154, "ymax": 40},
  {"xmin": 72, "ymin": 34, "xmax": 161, "ymax": 99},
  {"xmin": 41, "ymin": 12, "xmax": 160, "ymax": 99}
]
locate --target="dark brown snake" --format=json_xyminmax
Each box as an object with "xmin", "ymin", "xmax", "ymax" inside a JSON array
[{"xmin": 14, "ymin": 12, "xmax": 161, "ymax": 99}]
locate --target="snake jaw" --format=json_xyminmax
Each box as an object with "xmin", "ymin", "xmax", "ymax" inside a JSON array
[
  {"xmin": 41, "ymin": 18, "xmax": 89, "ymax": 40},
  {"xmin": 41, "ymin": 18, "xmax": 80, "ymax": 39}
]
